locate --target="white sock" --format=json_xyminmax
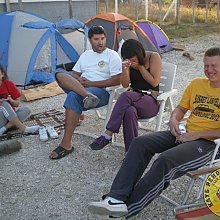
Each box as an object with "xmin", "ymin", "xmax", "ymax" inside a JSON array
[
  {"xmin": 24, "ymin": 125, "xmax": 39, "ymax": 134},
  {"xmin": 102, "ymin": 133, "xmax": 112, "ymax": 140},
  {"xmin": 0, "ymin": 126, "xmax": 7, "ymax": 135}
]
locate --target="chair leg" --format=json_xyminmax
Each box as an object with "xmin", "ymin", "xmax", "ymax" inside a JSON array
[
  {"xmin": 95, "ymin": 109, "xmax": 105, "ymax": 120},
  {"xmin": 111, "ymin": 133, "xmax": 124, "ymax": 147},
  {"xmin": 160, "ymin": 178, "xmax": 195, "ymax": 206},
  {"xmin": 196, "ymin": 174, "xmax": 209, "ymax": 200},
  {"xmin": 182, "ymin": 179, "xmax": 195, "ymax": 205},
  {"xmin": 155, "ymin": 100, "xmax": 166, "ymax": 131},
  {"xmin": 160, "ymin": 194, "xmax": 180, "ymax": 206}
]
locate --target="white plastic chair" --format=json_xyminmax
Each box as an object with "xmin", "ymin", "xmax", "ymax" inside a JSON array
[
  {"xmin": 137, "ymin": 61, "xmax": 178, "ymax": 132},
  {"xmin": 111, "ymin": 61, "xmax": 177, "ymax": 146},
  {"xmin": 95, "ymin": 86, "xmax": 121, "ymax": 129},
  {"xmin": 74, "ymin": 86, "xmax": 120, "ymax": 138}
]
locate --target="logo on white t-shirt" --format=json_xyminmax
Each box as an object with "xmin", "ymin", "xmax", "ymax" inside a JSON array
[{"xmin": 98, "ymin": 60, "xmax": 105, "ymax": 68}]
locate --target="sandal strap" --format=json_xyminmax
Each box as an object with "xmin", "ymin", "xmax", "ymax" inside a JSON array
[{"xmin": 51, "ymin": 145, "xmax": 74, "ymax": 159}]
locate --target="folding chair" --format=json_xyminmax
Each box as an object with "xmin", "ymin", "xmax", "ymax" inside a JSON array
[
  {"xmin": 174, "ymin": 202, "xmax": 220, "ymax": 220},
  {"xmin": 160, "ymin": 138, "xmax": 220, "ymax": 207}
]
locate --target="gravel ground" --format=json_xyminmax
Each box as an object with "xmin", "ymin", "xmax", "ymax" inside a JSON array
[{"xmin": 1, "ymin": 33, "xmax": 220, "ymax": 220}]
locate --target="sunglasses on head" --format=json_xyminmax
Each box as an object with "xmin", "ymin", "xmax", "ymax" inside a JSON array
[{"xmin": 90, "ymin": 25, "xmax": 105, "ymax": 31}]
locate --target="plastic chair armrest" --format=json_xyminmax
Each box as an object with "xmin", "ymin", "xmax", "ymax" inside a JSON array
[
  {"xmin": 157, "ymin": 89, "xmax": 178, "ymax": 101},
  {"xmin": 214, "ymin": 138, "xmax": 220, "ymax": 145}
]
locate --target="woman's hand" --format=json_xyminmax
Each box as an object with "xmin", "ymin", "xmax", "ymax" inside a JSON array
[
  {"xmin": 121, "ymin": 60, "xmax": 131, "ymax": 88},
  {"xmin": 122, "ymin": 59, "xmax": 131, "ymax": 71},
  {"xmin": 8, "ymin": 96, "xmax": 20, "ymax": 107},
  {"xmin": 7, "ymin": 95, "xmax": 13, "ymax": 103}
]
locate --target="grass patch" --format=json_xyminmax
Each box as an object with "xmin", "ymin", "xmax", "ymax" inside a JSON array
[
  {"xmin": 162, "ymin": 23, "xmax": 220, "ymax": 39},
  {"xmin": 98, "ymin": 1, "xmax": 220, "ymax": 39}
]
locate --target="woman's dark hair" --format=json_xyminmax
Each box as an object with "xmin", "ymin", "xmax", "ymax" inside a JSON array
[
  {"xmin": 121, "ymin": 39, "xmax": 146, "ymax": 65},
  {"xmin": 88, "ymin": 25, "xmax": 106, "ymax": 39},
  {"xmin": 0, "ymin": 65, "xmax": 8, "ymax": 80}
]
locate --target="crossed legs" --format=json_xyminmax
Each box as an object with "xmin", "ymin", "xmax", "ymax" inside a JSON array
[
  {"xmin": 0, "ymin": 102, "xmax": 38, "ymax": 135},
  {"xmin": 56, "ymin": 72, "xmax": 89, "ymax": 97},
  {"xmin": 49, "ymin": 74, "xmax": 110, "ymax": 159},
  {"xmin": 56, "ymin": 72, "xmax": 99, "ymax": 109}
]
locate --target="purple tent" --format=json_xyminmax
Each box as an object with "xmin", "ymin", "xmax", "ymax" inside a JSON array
[{"xmin": 136, "ymin": 20, "xmax": 172, "ymax": 53}]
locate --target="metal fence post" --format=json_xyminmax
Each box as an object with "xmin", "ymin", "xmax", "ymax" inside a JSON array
[
  {"xmin": 205, "ymin": 0, "xmax": 208, "ymax": 23},
  {"xmin": 5, "ymin": 0, "xmax": 11, "ymax": 12},
  {"xmin": 18, "ymin": 0, "xmax": 23, "ymax": 10},
  {"xmin": 192, "ymin": 0, "xmax": 195, "ymax": 24},
  {"xmin": 68, "ymin": 0, "xmax": 73, "ymax": 18},
  {"xmin": 176, "ymin": 0, "xmax": 180, "ymax": 24},
  {"xmin": 158, "ymin": 0, "xmax": 162, "ymax": 25}
]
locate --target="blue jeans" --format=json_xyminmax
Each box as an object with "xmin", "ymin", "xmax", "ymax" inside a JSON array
[{"xmin": 56, "ymin": 68, "xmax": 110, "ymax": 115}]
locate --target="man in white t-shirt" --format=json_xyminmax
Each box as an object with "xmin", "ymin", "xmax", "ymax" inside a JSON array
[{"xmin": 49, "ymin": 25, "xmax": 122, "ymax": 160}]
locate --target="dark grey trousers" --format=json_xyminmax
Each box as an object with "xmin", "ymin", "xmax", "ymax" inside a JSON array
[
  {"xmin": 106, "ymin": 131, "xmax": 217, "ymax": 219},
  {"xmin": 0, "ymin": 101, "xmax": 31, "ymax": 127}
]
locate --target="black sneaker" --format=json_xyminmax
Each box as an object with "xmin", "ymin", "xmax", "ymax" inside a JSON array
[{"xmin": 89, "ymin": 135, "xmax": 111, "ymax": 150}]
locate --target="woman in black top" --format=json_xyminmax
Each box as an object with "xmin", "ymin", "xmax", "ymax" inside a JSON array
[{"xmin": 90, "ymin": 39, "xmax": 162, "ymax": 152}]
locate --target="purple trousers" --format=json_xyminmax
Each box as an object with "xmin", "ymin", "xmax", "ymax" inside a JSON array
[{"xmin": 106, "ymin": 91, "xmax": 159, "ymax": 152}]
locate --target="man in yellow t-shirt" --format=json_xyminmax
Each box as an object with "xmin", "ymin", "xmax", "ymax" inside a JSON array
[
  {"xmin": 179, "ymin": 78, "xmax": 220, "ymax": 136},
  {"xmin": 88, "ymin": 47, "xmax": 220, "ymax": 219}
]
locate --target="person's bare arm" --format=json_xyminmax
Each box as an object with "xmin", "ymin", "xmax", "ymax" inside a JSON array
[
  {"xmin": 8, "ymin": 96, "xmax": 20, "ymax": 107},
  {"xmin": 177, "ymin": 129, "xmax": 220, "ymax": 143},
  {"xmin": 169, "ymin": 105, "xmax": 188, "ymax": 137},
  {"xmin": 138, "ymin": 52, "xmax": 162, "ymax": 87},
  {"xmin": 78, "ymin": 74, "xmax": 121, "ymax": 88},
  {"xmin": 170, "ymin": 105, "xmax": 220, "ymax": 142}
]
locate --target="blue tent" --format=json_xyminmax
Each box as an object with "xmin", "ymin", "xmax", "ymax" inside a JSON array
[{"xmin": 0, "ymin": 11, "xmax": 89, "ymax": 86}]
